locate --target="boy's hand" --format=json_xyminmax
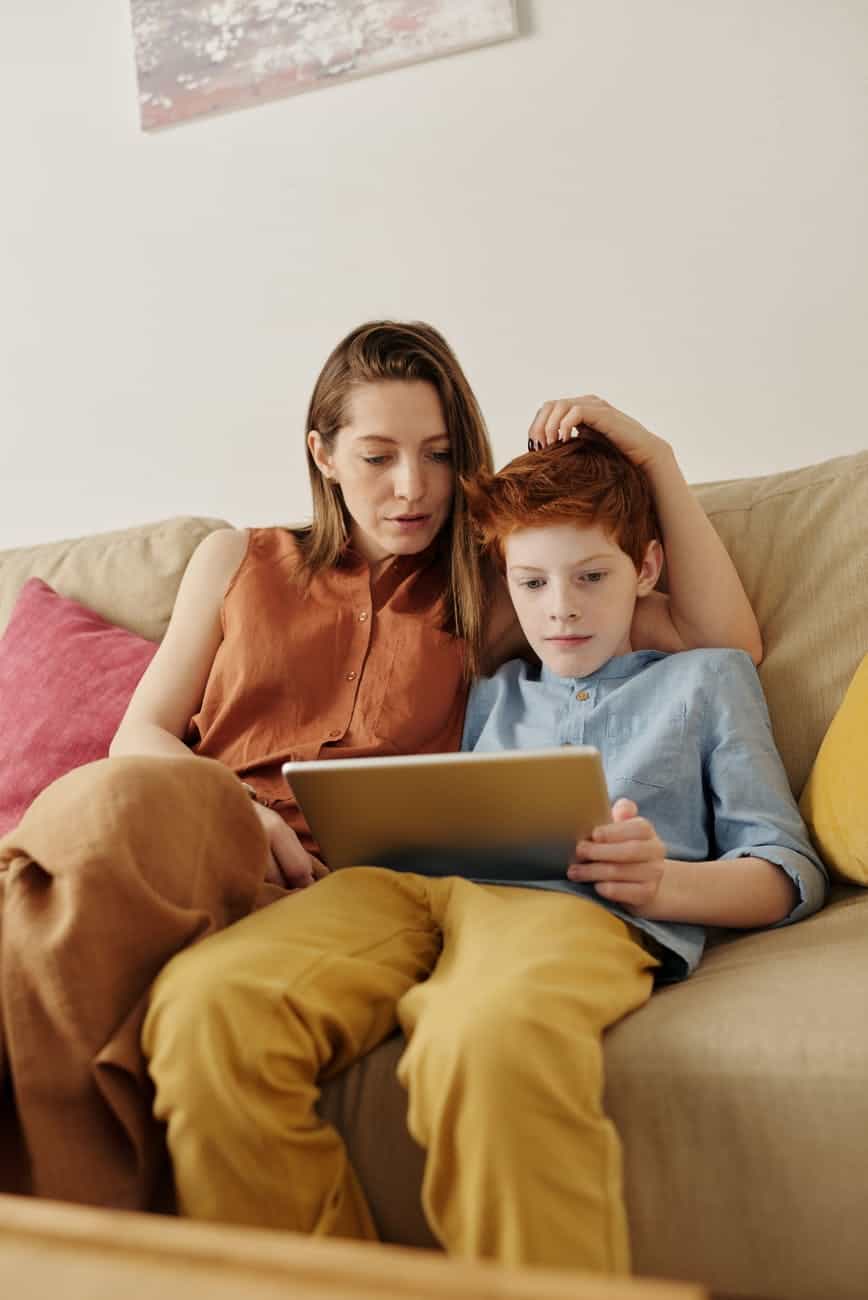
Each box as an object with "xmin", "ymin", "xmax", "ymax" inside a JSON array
[
  {"xmin": 567, "ymin": 798, "xmax": 665, "ymax": 914},
  {"xmin": 527, "ymin": 396, "xmax": 670, "ymax": 471},
  {"xmin": 253, "ymin": 803, "xmax": 329, "ymax": 889}
]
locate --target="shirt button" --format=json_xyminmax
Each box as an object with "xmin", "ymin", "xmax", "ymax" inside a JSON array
[
  {"xmin": 576, "ymin": 690, "xmax": 590, "ymax": 702},
  {"xmin": 346, "ymin": 671, "xmax": 357, "ymax": 682},
  {"xmin": 359, "ymin": 611, "xmax": 369, "ymax": 622}
]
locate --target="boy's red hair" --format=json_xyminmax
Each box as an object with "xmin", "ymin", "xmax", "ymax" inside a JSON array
[{"xmin": 462, "ymin": 428, "xmax": 660, "ymax": 571}]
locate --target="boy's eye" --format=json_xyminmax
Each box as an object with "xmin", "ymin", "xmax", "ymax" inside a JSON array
[{"xmin": 582, "ymin": 572, "xmax": 606, "ymax": 584}]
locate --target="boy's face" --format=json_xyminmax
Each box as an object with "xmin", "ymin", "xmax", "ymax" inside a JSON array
[{"xmin": 504, "ymin": 521, "xmax": 662, "ymax": 678}]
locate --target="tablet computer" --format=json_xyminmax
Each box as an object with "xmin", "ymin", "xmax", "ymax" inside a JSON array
[{"xmin": 281, "ymin": 747, "xmax": 610, "ymax": 881}]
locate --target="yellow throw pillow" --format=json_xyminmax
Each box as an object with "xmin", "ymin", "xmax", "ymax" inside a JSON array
[{"xmin": 800, "ymin": 653, "xmax": 868, "ymax": 886}]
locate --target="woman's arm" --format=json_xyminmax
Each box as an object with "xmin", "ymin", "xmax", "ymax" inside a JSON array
[
  {"xmin": 110, "ymin": 527, "xmax": 249, "ymax": 758},
  {"xmin": 528, "ymin": 398, "xmax": 763, "ymax": 663},
  {"xmin": 110, "ymin": 527, "xmax": 320, "ymax": 889}
]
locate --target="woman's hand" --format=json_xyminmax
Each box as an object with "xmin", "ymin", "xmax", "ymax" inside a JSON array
[
  {"xmin": 253, "ymin": 803, "xmax": 329, "ymax": 890},
  {"xmin": 567, "ymin": 798, "xmax": 666, "ymax": 915},
  {"xmin": 528, "ymin": 396, "xmax": 671, "ymax": 471}
]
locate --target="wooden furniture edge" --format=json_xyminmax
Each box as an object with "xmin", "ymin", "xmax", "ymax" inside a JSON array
[{"xmin": 0, "ymin": 1195, "xmax": 706, "ymax": 1300}]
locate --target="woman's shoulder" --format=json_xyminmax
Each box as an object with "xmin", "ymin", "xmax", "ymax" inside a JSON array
[
  {"xmin": 227, "ymin": 525, "xmax": 311, "ymax": 578},
  {"xmin": 186, "ymin": 527, "xmax": 250, "ymax": 590}
]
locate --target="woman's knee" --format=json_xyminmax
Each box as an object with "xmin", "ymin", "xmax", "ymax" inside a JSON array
[
  {"xmin": 10, "ymin": 756, "xmax": 265, "ymax": 923},
  {"xmin": 12, "ymin": 756, "xmax": 230, "ymax": 865}
]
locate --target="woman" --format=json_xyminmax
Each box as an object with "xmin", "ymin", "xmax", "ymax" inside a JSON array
[{"xmin": 0, "ymin": 320, "xmax": 759, "ymax": 1213}]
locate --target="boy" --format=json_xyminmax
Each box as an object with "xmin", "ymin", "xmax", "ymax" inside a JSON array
[{"xmin": 420, "ymin": 430, "xmax": 827, "ymax": 1272}]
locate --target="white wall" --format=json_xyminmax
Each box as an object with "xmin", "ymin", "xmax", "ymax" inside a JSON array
[{"xmin": 2, "ymin": 1, "xmax": 866, "ymax": 548}]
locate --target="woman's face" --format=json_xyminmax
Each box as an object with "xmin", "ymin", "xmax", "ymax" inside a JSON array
[{"xmin": 308, "ymin": 380, "xmax": 454, "ymax": 565}]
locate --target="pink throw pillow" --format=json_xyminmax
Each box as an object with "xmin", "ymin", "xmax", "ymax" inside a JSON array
[{"xmin": 0, "ymin": 578, "xmax": 158, "ymax": 836}]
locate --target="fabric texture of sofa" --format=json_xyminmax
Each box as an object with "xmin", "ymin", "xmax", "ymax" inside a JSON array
[{"xmin": 1, "ymin": 452, "xmax": 867, "ymax": 1300}]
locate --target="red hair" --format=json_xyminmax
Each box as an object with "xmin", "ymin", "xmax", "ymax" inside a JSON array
[{"xmin": 462, "ymin": 428, "xmax": 660, "ymax": 571}]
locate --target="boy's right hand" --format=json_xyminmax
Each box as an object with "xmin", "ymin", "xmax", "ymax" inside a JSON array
[
  {"xmin": 252, "ymin": 803, "xmax": 329, "ymax": 890},
  {"xmin": 566, "ymin": 798, "xmax": 666, "ymax": 915},
  {"xmin": 527, "ymin": 396, "xmax": 671, "ymax": 472}
]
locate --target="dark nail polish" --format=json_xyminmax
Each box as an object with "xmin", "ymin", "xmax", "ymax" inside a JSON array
[{"xmin": 527, "ymin": 438, "xmax": 534, "ymax": 451}]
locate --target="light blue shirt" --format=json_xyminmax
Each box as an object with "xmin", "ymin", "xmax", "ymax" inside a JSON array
[{"xmin": 461, "ymin": 649, "xmax": 829, "ymax": 982}]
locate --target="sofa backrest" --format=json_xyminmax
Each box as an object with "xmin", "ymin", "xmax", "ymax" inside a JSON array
[
  {"xmin": 0, "ymin": 516, "xmax": 230, "ymax": 644},
  {"xmin": 693, "ymin": 449, "xmax": 868, "ymax": 797},
  {"xmin": 1, "ymin": 448, "xmax": 866, "ymax": 799}
]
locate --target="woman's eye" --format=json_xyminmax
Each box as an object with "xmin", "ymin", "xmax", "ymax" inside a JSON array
[
  {"xmin": 522, "ymin": 578, "xmax": 545, "ymax": 590},
  {"xmin": 363, "ymin": 455, "xmax": 389, "ymax": 466},
  {"xmin": 582, "ymin": 572, "xmax": 606, "ymax": 584},
  {"xmin": 430, "ymin": 450, "xmax": 453, "ymax": 463}
]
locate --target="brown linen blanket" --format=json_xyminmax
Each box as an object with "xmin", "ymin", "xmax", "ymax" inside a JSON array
[{"xmin": 0, "ymin": 755, "xmax": 276, "ymax": 1207}]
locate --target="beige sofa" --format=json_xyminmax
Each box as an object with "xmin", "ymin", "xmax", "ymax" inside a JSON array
[{"xmin": 1, "ymin": 449, "xmax": 867, "ymax": 1300}]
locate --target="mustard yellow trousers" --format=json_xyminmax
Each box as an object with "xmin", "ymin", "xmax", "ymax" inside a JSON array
[{"xmin": 143, "ymin": 866, "xmax": 658, "ymax": 1273}]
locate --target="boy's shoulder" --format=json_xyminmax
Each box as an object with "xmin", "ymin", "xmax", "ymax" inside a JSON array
[
  {"xmin": 467, "ymin": 655, "xmax": 538, "ymax": 702},
  {"xmin": 462, "ymin": 657, "xmax": 541, "ymax": 750},
  {"xmin": 656, "ymin": 645, "xmax": 757, "ymax": 678},
  {"xmin": 639, "ymin": 646, "xmax": 763, "ymax": 704}
]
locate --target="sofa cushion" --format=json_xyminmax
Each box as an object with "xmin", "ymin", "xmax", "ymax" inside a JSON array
[
  {"xmin": 693, "ymin": 450, "xmax": 868, "ymax": 798},
  {"xmin": 0, "ymin": 579, "xmax": 158, "ymax": 836},
  {"xmin": 604, "ymin": 887, "xmax": 868, "ymax": 1299},
  {"xmin": 0, "ymin": 516, "xmax": 230, "ymax": 642},
  {"xmin": 799, "ymin": 652, "xmax": 868, "ymax": 886}
]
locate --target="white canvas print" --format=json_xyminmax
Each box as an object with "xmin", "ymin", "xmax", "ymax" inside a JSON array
[{"xmin": 130, "ymin": 1, "xmax": 518, "ymax": 131}]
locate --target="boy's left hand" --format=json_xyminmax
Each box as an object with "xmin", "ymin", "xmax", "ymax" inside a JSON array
[{"xmin": 567, "ymin": 798, "xmax": 666, "ymax": 914}]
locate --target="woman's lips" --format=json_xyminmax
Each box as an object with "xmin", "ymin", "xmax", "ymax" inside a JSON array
[
  {"xmin": 391, "ymin": 514, "xmax": 430, "ymax": 529},
  {"xmin": 546, "ymin": 635, "xmax": 593, "ymax": 644}
]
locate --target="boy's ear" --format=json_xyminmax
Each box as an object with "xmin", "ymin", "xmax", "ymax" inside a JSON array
[{"xmin": 636, "ymin": 539, "xmax": 663, "ymax": 596}]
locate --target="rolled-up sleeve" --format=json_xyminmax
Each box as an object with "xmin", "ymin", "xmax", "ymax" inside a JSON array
[{"xmin": 703, "ymin": 653, "xmax": 829, "ymax": 925}]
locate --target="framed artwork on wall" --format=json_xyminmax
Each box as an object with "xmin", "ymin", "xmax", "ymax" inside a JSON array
[{"xmin": 129, "ymin": 1, "xmax": 518, "ymax": 132}]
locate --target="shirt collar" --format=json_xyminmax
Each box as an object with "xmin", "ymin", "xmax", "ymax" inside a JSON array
[{"xmin": 539, "ymin": 649, "xmax": 669, "ymax": 690}]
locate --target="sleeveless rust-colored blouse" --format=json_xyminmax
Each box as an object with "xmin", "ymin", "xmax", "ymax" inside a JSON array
[{"xmin": 188, "ymin": 528, "xmax": 468, "ymax": 853}]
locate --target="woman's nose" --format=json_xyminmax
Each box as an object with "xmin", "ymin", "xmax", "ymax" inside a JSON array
[{"xmin": 394, "ymin": 461, "xmax": 425, "ymax": 501}]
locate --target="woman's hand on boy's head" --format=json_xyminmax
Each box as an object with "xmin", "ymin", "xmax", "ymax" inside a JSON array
[
  {"xmin": 567, "ymin": 798, "xmax": 666, "ymax": 915},
  {"xmin": 528, "ymin": 397, "xmax": 671, "ymax": 472}
]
